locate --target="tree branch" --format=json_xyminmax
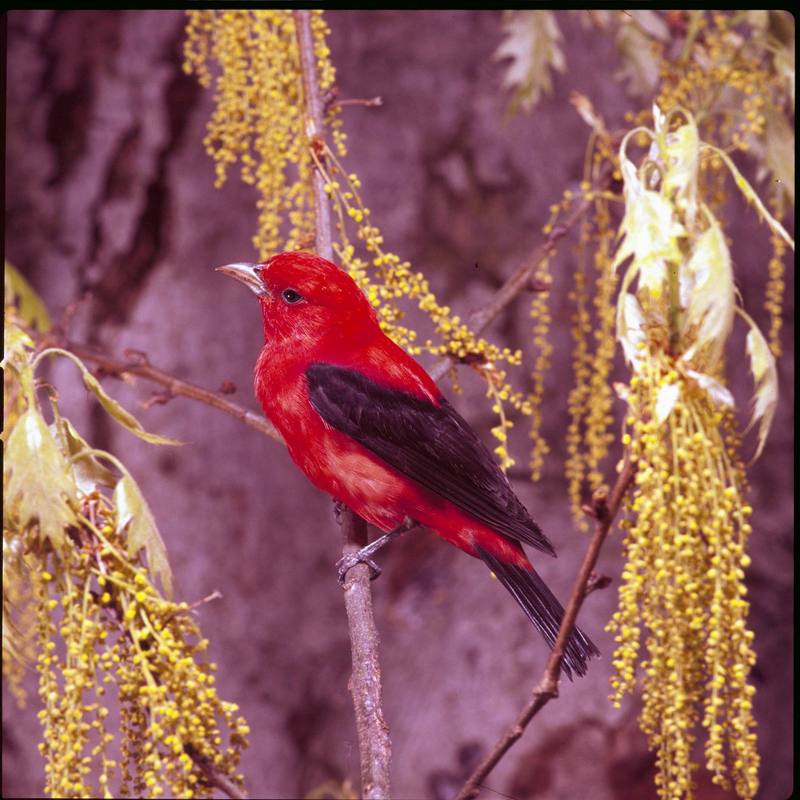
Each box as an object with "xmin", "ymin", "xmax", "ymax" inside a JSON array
[
  {"xmin": 429, "ymin": 193, "xmax": 592, "ymax": 383},
  {"xmin": 453, "ymin": 456, "xmax": 636, "ymax": 800},
  {"xmin": 295, "ymin": 10, "xmax": 392, "ymax": 799},
  {"xmin": 50, "ymin": 339, "xmax": 282, "ymax": 443}
]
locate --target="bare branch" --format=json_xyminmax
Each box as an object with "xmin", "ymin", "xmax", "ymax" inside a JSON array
[
  {"xmin": 454, "ymin": 456, "xmax": 636, "ymax": 800},
  {"xmin": 185, "ymin": 744, "xmax": 248, "ymax": 800},
  {"xmin": 51, "ymin": 338, "xmax": 282, "ymax": 443},
  {"xmin": 295, "ymin": 10, "xmax": 392, "ymax": 799}
]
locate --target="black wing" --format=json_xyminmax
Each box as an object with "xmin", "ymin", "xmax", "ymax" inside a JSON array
[{"xmin": 305, "ymin": 362, "xmax": 555, "ymax": 556}]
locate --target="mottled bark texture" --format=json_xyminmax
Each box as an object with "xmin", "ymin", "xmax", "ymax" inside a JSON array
[{"xmin": 3, "ymin": 10, "xmax": 793, "ymax": 800}]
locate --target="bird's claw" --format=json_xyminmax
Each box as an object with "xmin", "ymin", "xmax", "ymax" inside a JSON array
[{"xmin": 337, "ymin": 552, "xmax": 382, "ymax": 585}]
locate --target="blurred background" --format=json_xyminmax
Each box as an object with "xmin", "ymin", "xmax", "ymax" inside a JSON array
[{"xmin": 3, "ymin": 10, "xmax": 793, "ymax": 800}]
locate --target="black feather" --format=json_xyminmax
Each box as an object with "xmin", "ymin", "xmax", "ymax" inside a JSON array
[
  {"xmin": 305, "ymin": 362, "xmax": 555, "ymax": 556},
  {"xmin": 476, "ymin": 545, "xmax": 600, "ymax": 679}
]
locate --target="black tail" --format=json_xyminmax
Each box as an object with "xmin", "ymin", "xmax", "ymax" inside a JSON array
[{"xmin": 476, "ymin": 546, "xmax": 600, "ymax": 680}]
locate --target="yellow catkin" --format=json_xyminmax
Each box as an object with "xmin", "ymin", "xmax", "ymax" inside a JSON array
[{"xmin": 185, "ymin": 9, "xmax": 538, "ymax": 461}]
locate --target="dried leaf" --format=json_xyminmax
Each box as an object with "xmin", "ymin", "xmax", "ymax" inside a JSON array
[
  {"xmin": 681, "ymin": 217, "xmax": 734, "ymax": 361},
  {"xmin": 570, "ymin": 92, "xmax": 606, "ymax": 135},
  {"xmin": 495, "ymin": 10, "xmax": 565, "ymax": 113},
  {"xmin": 3, "ymin": 409, "xmax": 77, "ymax": 550},
  {"xmin": 655, "ymin": 382, "xmax": 680, "ymax": 423},
  {"xmin": 114, "ymin": 475, "xmax": 173, "ymax": 597}
]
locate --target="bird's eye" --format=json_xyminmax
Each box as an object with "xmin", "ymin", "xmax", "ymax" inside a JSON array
[{"xmin": 281, "ymin": 288, "xmax": 303, "ymax": 305}]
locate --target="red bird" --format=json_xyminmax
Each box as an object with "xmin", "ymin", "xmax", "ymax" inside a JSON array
[{"xmin": 219, "ymin": 251, "xmax": 598, "ymax": 677}]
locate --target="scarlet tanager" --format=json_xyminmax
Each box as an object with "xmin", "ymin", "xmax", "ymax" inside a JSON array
[{"xmin": 219, "ymin": 251, "xmax": 598, "ymax": 678}]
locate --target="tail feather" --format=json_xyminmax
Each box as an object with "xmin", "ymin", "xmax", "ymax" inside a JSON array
[{"xmin": 476, "ymin": 545, "xmax": 600, "ymax": 680}]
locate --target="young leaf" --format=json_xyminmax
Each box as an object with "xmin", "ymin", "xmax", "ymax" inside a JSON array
[
  {"xmin": 35, "ymin": 348, "xmax": 182, "ymax": 446},
  {"xmin": 703, "ymin": 144, "xmax": 795, "ymax": 249},
  {"xmin": 740, "ymin": 314, "xmax": 778, "ymax": 460},
  {"xmin": 663, "ymin": 115, "xmax": 699, "ymax": 225},
  {"xmin": 113, "ymin": 475, "xmax": 173, "ymax": 597},
  {"xmin": 58, "ymin": 419, "xmax": 119, "ymax": 493},
  {"xmin": 617, "ymin": 291, "xmax": 646, "ymax": 369},
  {"xmin": 685, "ymin": 369, "xmax": 735, "ymax": 409},
  {"xmin": 4, "ymin": 262, "xmax": 52, "ymax": 333},
  {"xmin": 680, "ymin": 216, "xmax": 734, "ymax": 362},
  {"xmin": 3, "ymin": 409, "xmax": 78, "ymax": 550},
  {"xmin": 494, "ymin": 10, "xmax": 565, "ymax": 113},
  {"xmin": 655, "ymin": 382, "xmax": 680, "ymax": 424}
]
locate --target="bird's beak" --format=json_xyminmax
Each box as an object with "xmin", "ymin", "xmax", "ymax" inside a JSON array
[{"xmin": 215, "ymin": 262, "xmax": 267, "ymax": 296}]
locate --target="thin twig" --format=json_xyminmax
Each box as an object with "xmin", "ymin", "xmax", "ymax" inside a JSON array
[
  {"xmin": 429, "ymin": 195, "xmax": 592, "ymax": 383},
  {"xmin": 52, "ymin": 339, "xmax": 282, "ymax": 443},
  {"xmin": 295, "ymin": 9, "xmax": 392, "ymax": 799},
  {"xmin": 454, "ymin": 456, "xmax": 636, "ymax": 800},
  {"xmin": 185, "ymin": 744, "xmax": 248, "ymax": 800}
]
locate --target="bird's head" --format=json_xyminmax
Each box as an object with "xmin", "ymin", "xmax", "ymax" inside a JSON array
[{"xmin": 217, "ymin": 251, "xmax": 379, "ymax": 350}]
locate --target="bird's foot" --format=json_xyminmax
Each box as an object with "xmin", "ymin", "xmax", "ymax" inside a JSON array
[{"xmin": 337, "ymin": 550, "xmax": 382, "ymax": 585}]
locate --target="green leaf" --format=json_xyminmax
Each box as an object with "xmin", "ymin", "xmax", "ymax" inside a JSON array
[
  {"xmin": 113, "ymin": 475, "xmax": 173, "ymax": 597},
  {"xmin": 35, "ymin": 348, "xmax": 182, "ymax": 446},
  {"xmin": 4, "ymin": 262, "xmax": 52, "ymax": 333},
  {"xmin": 680, "ymin": 215, "xmax": 735, "ymax": 362},
  {"xmin": 3, "ymin": 409, "xmax": 78, "ymax": 550},
  {"xmin": 57, "ymin": 419, "xmax": 119, "ymax": 493},
  {"xmin": 495, "ymin": 10, "xmax": 565, "ymax": 113}
]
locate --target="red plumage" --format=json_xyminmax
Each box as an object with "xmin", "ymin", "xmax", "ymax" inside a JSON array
[{"xmin": 219, "ymin": 251, "xmax": 597, "ymax": 677}]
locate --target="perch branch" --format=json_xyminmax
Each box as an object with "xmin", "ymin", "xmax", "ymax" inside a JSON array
[
  {"xmin": 454, "ymin": 455, "xmax": 636, "ymax": 800},
  {"xmin": 295, "ymin": 9, "xmax": 392, "ymax": 799}
]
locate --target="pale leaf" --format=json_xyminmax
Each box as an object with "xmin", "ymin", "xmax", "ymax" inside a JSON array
[
  {"xmin": 114, "ymin": 475, "xmax": 173, "ymax": 597},
  {"xmin": 681, "ymin": 218, "xmax": 734, "ymax": 361},
  {"xmin": 614, "ymin": 189, "xmax": 685, "ymax": 298},
  {"xmin": 655, "ymin": 382, "xmax": 680, "ymax": 424},
  {"xmin": 743, "ymin": 322, "xmax": 778, "ymax": 460},
  {"xmin": 495, "ymin": 10, "xmax": 565, "ymax": 113},
  {"xmin": 685, "ymin": 369, "xmax": 734, "ymax": 408},
  {"xmin": 762, "ymin": 109, "xmax": 794, "ymax": 207},
  {"xmin": 663, "ymin": 117, "xmax": 699, "ymax": 223},
  {"xmin": 628, "ymin": 10, "xmax": 670, "ymax": 42},
  {"xmin": 3, "ymin": 409, "xmax": 77, "ymax": 550},
  {"xmin": 617, "ymin": 292, "xmax": 646, "ymax": 369},
  {"xmin": 615, "ymin": 22, "xmax": 661, "ymax": 98}
]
